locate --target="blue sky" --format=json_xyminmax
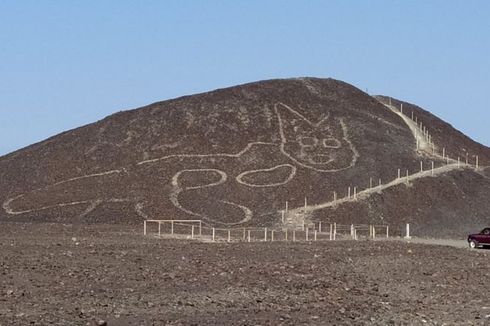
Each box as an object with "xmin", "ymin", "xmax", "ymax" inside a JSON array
[{"xmin": 1, "ymin": 1, "xmax": 489, "ymax": 156}]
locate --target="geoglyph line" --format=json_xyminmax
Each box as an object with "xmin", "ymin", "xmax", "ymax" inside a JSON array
[
  {"xmin": 235, "ymin": 164, "xmax": 297, "ymax": 188},
  {"xmin": 50, "ymin": 170, "xmax": 123, "ymax": 187},
  {"xmin": 7, "ymin": 99, "xmax": 467, "ymax": 227},
  {"xmin": 170, "ymin": 168, "xmax": 252, "ymax": 225},
  {"xmin": 275, "ymin": 103, "xmax": 359, "ymax": 172},
  {"xmin": 136, "ymin": 142, "xmax": 277, "ymax": 166},
  {"xmin": 285, "ymin": 99, "xmax": 473, "ymax": 221},
  {"xmin": 3, "ymin": 196, "xmax": 131, "ymax": 216},
  {"xmin": 3, "ymin": 195, "xmax": 93, "ymax": 215},
  {"xmin": 4, "ymin": 102, "xmax": 360, "ymax": 224}
]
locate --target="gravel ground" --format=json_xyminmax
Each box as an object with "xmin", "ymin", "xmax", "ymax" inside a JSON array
[
  {"xmin": 401, "ymin": 237, "xmax": 469, "ymax": 249},
  {"xmin": 0, "ymin": 222, "xmax": 489, "ymax": 325}
]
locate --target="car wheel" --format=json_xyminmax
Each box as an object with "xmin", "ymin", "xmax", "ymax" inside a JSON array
[{"xmin": 469, "ymin": 240, "xmax": 478, "ymax": 249}]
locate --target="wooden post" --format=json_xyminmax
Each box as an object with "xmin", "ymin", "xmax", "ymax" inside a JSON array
[
  {"xmin": 386, "ymin": 226, "xmax": 389, "ymax": 238},
  {"xmin": 373, "ymin": 226, "xmax": 376, "ymax": 239},
  {"xmin": 348, "ymin": 186, "xmax": 351, "ymax": 199},
  {"xmin": 247, "ymin": 230, "xmax": 251, "ymax": 242},
  {"xmin": 406, "ymin": 170, "xmax": 409, "ymax": 184},
  {"xmin": 143, "ymin": 220, "xmax": 147, "ymax": 235},
  {"xmin": 370, "ymin": 177, "xmax": 373, "ymax": 189},
  {"xmin": 354, "ymin": 228, "xmax": 357, "ymax": 240},
  {"xmin": 264, "ymin": 228, "xmax": 267, "ymax": 241},
  {"xmin": 397, "ymin": 169, "xmax": 401, "ymax": 179},
  {"xmin": 319, "ymin": 222, "xmax": 322, "ymax": 233},
  {"xmin": 431, "ymin": 161, "xmax": 435, "ymax": 176},
  {"xmin": 476, "ymin": 156, "xmax": 479, "ymax": 169},
  {"xmin": 199, "ymin": 221, "xmax": 202, "ymax": 236},
  {"xmin": 191, "ymin": 225, "xmax": 195, "ymax": 239},
  {"xmin": 333, "ymin": 191, "xmax": 337, "ymax": 203},
  {"xmin": 442, "ymin": 148, "xmax": 445, "ymax": 159},
  {"xmin": 351, "ymin": 224, "xmax": 354, "ymax": 238},
  {"xmin": 271, "ymin": 230, "xmax": 275, "ymax": 242},
  {"xmin": 285, "ymin": 201, "xmax": 289, "ymax": 213},
  {"xmin": 405, "ymin": 223, "xmax": 411, "ymax": 239},
  {"xmin": 212, "ymin": 228, "xmax": 215, "ymax": 242},
  {"xmin": 293, "ymin": 230, "xmax": 296, "ymax": 242},
  {"xmin": 333, "ymin": 223, "xmax": 337, "ymax": 240},
  {"xmin": 329, "ymin": 223, "xmax": 333, "ymax": 240},
  {"xmin": 411, "ymin": 111, "xmax": 414, "ymax": 120},
  {"xmin": 306, "ymin": 228, "xmax": 309, "ymax": 241},
  {"xmin": 171, "ymin": 221, "xmax": 174, "ymax": 235},
  {"xmin": 314, "ymin": 230, "xmax": 317, "ymax": 241},
  {"xmin": 303, "ymin": 197, "xmax": 307, "ymax": 231},
  {"xmin": 420, "ymin": 161, "xmax": 423, "ymax": 172},
  {"xmin": 379, "ymin": 178, "xmax": 382, "ymax": 186},
  {"xmin": 466, "ymin": 153, "xmax": 469, "ymax": 165},
  {"xmin": 228, "ymin": 229, "xmax": 231, "ymax": 242},
  {"xmin": 285, "ymin": 229, "xmax": 288, "ymax": 241},
  {"xmin": 400, "ymin": 103, "xmax": 403, "ymax": 114},
  {"xmin": 158, "ymin": 222, "xmax": 161, "ymax": 237},
  {"xmin": 243, "ymin": 228, "xmax": 246, "ymax": 241},
  {"xmin": 353, "ymin": 187, "xmax": 357, "ymax": 199}
]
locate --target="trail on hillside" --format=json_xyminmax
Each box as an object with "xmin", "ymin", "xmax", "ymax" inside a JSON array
[{"xmin": 283, "ymin": 99, "xmax": 475, "ymax": 227}]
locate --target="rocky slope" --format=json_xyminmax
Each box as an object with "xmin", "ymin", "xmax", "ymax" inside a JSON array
[{"xmin": 1, "ymin": 78, "xmax": 489, "ymax": 237}]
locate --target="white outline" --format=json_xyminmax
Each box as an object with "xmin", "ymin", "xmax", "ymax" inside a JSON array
[
  {"xmin": 235, "ymin": 164, "xmax": 297, "ymax": 187},
  {"xmin": 170, "ymin": 168, "xmax": 252, "ymax": 225},
  {"xmin": 283, "ymin": 99, "xmax": 476, "ymax": 228},
  {"xmin": 275, "ymin": 103, "xmax": 359, "ymax": 172},
  {"xmin": 137, "ymin": 142, "xmax": 276, "ymax": 166},
  {"xmin": 3, "ymin": 101, "xmax": 360, "ymax": 224}
]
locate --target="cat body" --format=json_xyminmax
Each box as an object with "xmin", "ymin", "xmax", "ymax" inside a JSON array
[{"xmin": 3, "ymin": 103, "xmax": 358, "ymax": 225}]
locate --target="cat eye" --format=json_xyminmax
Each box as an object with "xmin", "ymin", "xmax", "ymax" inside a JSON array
[
  {"xmin": 323, "ymin": 137, "xmax": 341, "ymax": 148},
  {"xmin": 298, "ymin": 137, "xmax": 318, "ymax": 147}
]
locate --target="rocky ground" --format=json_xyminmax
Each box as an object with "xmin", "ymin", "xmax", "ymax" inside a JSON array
[{"xmin": 0, "ymin": 222, "xmax": 489, "ymax": 325}]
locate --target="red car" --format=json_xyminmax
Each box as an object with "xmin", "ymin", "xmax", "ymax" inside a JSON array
[{"xmin": 468, "ymin": 228, "xmax": 490, "ymax": 249}]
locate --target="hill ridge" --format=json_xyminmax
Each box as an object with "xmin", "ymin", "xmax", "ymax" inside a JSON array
[{"xmin": 1, "ymin": 78, "xmax": 489, "ymax": 237}]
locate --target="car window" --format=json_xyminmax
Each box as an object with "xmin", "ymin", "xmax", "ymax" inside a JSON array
[{"xmin": 483, "ymin": 229, "xmax": 490, "ymax": 235}]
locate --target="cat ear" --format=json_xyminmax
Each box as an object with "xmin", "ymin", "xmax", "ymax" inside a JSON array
[
  {"xmin": 275, "ymin": 103, "xmax": 310, "ymax": 133},
  {"xmin": 275, "ymin": 103, "xmax": 333, "ymax": 141}
]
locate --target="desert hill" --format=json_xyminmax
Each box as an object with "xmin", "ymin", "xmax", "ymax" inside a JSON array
[{"xmin": 1, "ymin": 77, "xmax": 489, "ymax": 237}]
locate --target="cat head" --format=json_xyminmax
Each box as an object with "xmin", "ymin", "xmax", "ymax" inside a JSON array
[{"xmin": 275, "ymin": 103, "xmax": 357, "ymax": 172}]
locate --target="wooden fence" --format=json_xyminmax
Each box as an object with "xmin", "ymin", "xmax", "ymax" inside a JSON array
[{"xmin": 143, "ymin": 220, "xmax": 389, "ymax": 243}]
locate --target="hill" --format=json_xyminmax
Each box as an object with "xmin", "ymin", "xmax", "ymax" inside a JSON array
[{"xmin": 1, "ymin": 77, "xmax": 489, "ymax": 237}]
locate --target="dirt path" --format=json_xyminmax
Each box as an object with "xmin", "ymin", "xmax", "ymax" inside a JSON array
[
  {"xmin": 385, "ymin": 101, "xmax": 433, "ymax": 153},
  {"xmin": 284, "ymin": 100, "xmax": 474, "ymax": 227}
]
